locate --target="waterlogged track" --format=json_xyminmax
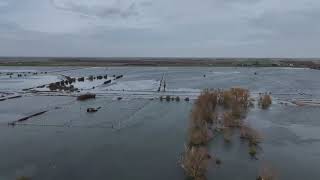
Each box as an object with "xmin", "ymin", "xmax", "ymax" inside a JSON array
[{"xmin": 0, "ymin": 66, "xmax": 320, "ymax": 180}]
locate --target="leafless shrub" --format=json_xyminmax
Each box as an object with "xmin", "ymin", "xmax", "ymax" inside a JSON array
[
  {"xmin": 259, "ymin": 94, "xmax": 272, "ymax": 109},
  {"xmin": 180, "ymin": 146, "xmax": 211, "ymax": 180},
  {"xmin": 191, "ymin": 106, "xmax": 214, "ymax": 126},
  {"xmin": 198, "ymin": 90, "xmax": 218, "ymax": 111},
  {"xmin": 222, "ymin": 90, "xmax": 233, "ymax": 108},
  {"xmin": 191, "ymin": 90, "xmax": 218, "ymax": 124},
  {"xmin": 231, "ymin": 87, "xmax": 249, "ymax": 106},
  {"xmin": 218, "ymin": 88, "xmax": 250, "ymax": 117},
  {"xmin": 223, "ymin": 112, "xmax": 242, "ymax": 128},
  {"xmin": 188, "ymin": 126, "xmax": 210, "ymax": 146}
]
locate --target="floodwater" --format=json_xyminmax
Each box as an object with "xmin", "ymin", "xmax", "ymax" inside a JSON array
[{"xmin": 0, "ymin": 66, "xmax": 320, "ymax": 180}]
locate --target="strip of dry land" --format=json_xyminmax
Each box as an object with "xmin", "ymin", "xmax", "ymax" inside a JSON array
[{"xmin": 0, "ymin": 57, "xmax": 320, "ymax": 69}]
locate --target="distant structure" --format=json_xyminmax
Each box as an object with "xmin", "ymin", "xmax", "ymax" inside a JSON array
[{"xmin": 158, "ymin": 73, "xmax": 167, "ymax": 92}]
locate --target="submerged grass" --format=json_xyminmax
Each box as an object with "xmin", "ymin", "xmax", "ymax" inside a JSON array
[{"xmin": 240, "ymin": 125, "xmax": 262, "ymax": 146}]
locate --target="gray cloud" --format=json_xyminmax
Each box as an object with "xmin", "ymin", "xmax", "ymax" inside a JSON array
[
  {"xmin": 0, "ymin": 0, "xmax": 8, "ymax": 7},
  {"xmin": 0, "ymin": 0, "xmax": 320, "ymax": 57},
  {"xmin": 247, "ymin": 5, "xmax": 320, "ymax": 44},
  {"xmin": 51, "ymin": 0, "xmax": 149, "ymax": 18}
]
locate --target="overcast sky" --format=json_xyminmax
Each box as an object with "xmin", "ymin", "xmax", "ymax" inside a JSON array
[{"xmin": 0, "ymin": 0, "xmax": 319, "ymax": 58}]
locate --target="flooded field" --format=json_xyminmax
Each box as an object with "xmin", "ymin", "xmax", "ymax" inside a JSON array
[{"xmin": 1, "ymin": 66, "xmax": 320, "ymax": 180}]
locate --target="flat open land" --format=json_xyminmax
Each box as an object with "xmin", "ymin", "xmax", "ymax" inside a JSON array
[
  {"xmin": 1, "ymin": 57, "xmax": 320, "ymax": 68},
  {"xmin": 1, "ymin": 66, "xmax": 320, "ymax": 179}
]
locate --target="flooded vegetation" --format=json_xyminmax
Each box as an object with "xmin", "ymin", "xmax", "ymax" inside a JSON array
[
  {"xmin": 180, "ymin": 88, "xmax": 261, "ymax": 179},
  {"xmin": 259, "ymin": 94, "xmax": 272, "ymax": 109},
  {"xmin": 77, "ymin": 93, "xmax": 96, "ymax": 101},
  {"xmin": 0, "ymin": 66, "xmax": 320, "ymax": 179}
]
